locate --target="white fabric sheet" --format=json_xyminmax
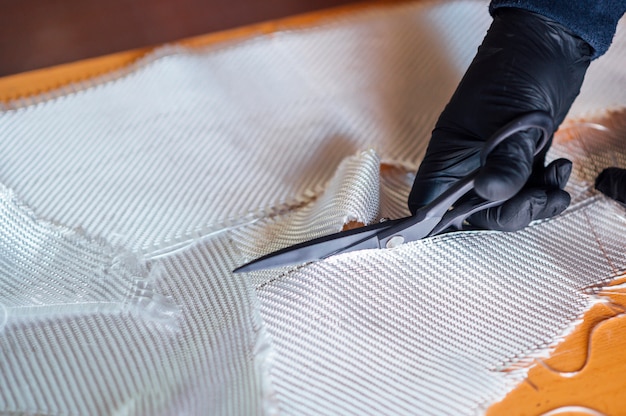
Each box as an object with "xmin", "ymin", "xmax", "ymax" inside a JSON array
[{"xmin": 1, "ymin": 0, "xmax": 626, "ymax": 414}]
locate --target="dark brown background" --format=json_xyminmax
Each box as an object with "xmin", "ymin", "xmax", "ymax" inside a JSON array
[{"xmin": 0, "ymin": 0, "xmax": 360, "ymax": 77}]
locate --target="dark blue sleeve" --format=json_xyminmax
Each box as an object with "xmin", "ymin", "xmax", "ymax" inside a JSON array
[{"xmin": 490, "ymin": 0, "xmax": 626, "ymax": 58}]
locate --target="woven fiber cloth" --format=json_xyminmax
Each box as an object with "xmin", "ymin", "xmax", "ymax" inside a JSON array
[{"xmin": 1, "ymin": 0, "xmax": 626, "ymax": 414}]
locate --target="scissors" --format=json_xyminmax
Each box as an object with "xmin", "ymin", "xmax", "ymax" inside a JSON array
[{"xmin": 234, "ymin": 111, "xmax": 553, "ymax": 273}]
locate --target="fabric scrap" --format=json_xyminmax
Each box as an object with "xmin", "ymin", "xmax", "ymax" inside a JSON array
[
  {"xmin": 0, "ymin": 183, "xmax": 179, "ymax": 333},
  {"xmin": 255, "ymin": 198, "xmax": 626, "ymax": 415},
  {"xmin": 232, "ymin": 149, "xmax": 381, "ymax": 288}
]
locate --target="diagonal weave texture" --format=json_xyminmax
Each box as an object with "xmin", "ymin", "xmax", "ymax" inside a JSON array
[
  {"xmin": 241, "ymin": 110, "xmax": 626, "ymax": 415},
  {"xmin": 254, "ymin": 197, "xmax": 626, "ymax": 415},
  {"xmin": 0, "ymin": 0, "xmax": 496, "ymax": 254},
  {"xmin": 0, "ymin": 183, "xmax": 179, "ymax": 331},
  {"xmin": 0, "ymin": 1, "xmax": 626, "ymax": 415}
]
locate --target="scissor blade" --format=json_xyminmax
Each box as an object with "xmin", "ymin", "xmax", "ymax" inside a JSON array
[{"xmin": 233, "ymin": 219, "xmax": 405, "ymax": 273}]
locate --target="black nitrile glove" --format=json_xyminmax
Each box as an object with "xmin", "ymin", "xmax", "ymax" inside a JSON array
[
  {"xmin": 408, "ymin": 7, "xmax": 593, "ymax": 231},
  {"xmin": 596, "ymin": 167, "xmax": 626, "ymax": 206}
]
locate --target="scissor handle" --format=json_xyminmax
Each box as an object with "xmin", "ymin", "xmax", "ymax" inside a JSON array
[
  {"xmin": 479, "ymin": 111, "xmax": 553, "ymax": 164},
  {"xmin": 234, "ymin": 112, "xmax": 555, "ymax": 271},
  {"xmin": 376, "ymin": 111, "xmax": 554, "ymax": 246},
  {"xmin": 428, "ymin": 111, "xmax": 554, "ymax": 234},
  {"xmin": 430, "ymin": 195, "xmax": 504, "ymax": 235}
]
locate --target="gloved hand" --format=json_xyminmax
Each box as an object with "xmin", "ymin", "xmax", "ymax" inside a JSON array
[
  {"xmin": 596, "ymin": 167, "xmax": 626, "ymax": 206},
  {"xmin": 408, "ymin": 7, "xmax": 593, "ymax": 231}
]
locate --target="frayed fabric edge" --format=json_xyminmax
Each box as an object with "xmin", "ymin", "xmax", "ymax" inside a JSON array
[{"xmin": 0, "ymin": 183, "xmax": 181, "ymax": 333}]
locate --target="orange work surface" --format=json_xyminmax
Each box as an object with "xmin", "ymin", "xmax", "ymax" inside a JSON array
[{"xmin": 1, "ymin": 1, "xmax": 624, "ymax": 414}]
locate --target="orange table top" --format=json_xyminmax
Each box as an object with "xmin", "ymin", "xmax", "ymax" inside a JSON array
[
  {"xmin": 0, "ymin": 0, "xmax": 406, "ymax": 104},
  {"xmin": 1, "ymin": 2, "xmax": 623, "ymax": 414}
]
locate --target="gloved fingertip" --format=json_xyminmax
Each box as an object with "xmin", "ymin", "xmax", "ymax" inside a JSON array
[
  {"xmin": 533, "ymin": 189, "xmax": 570, "ymax": 220},
  {"xmin": 595, "ymin": 167, "xmax": 626, "ymax": 204},
  {"xmin": 544, "ymin": 158, "xmax": 573, "ymax": 189}
]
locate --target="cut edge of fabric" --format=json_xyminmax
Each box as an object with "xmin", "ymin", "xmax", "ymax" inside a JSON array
[{"xmin": 0, "ymin": 183, "xmax": 181, "ymax": 333}]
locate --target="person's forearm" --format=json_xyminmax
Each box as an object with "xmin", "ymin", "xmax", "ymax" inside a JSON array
[{"xmin": 490, "ymin": 0, "xmax": 626, "ymax": 58}]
